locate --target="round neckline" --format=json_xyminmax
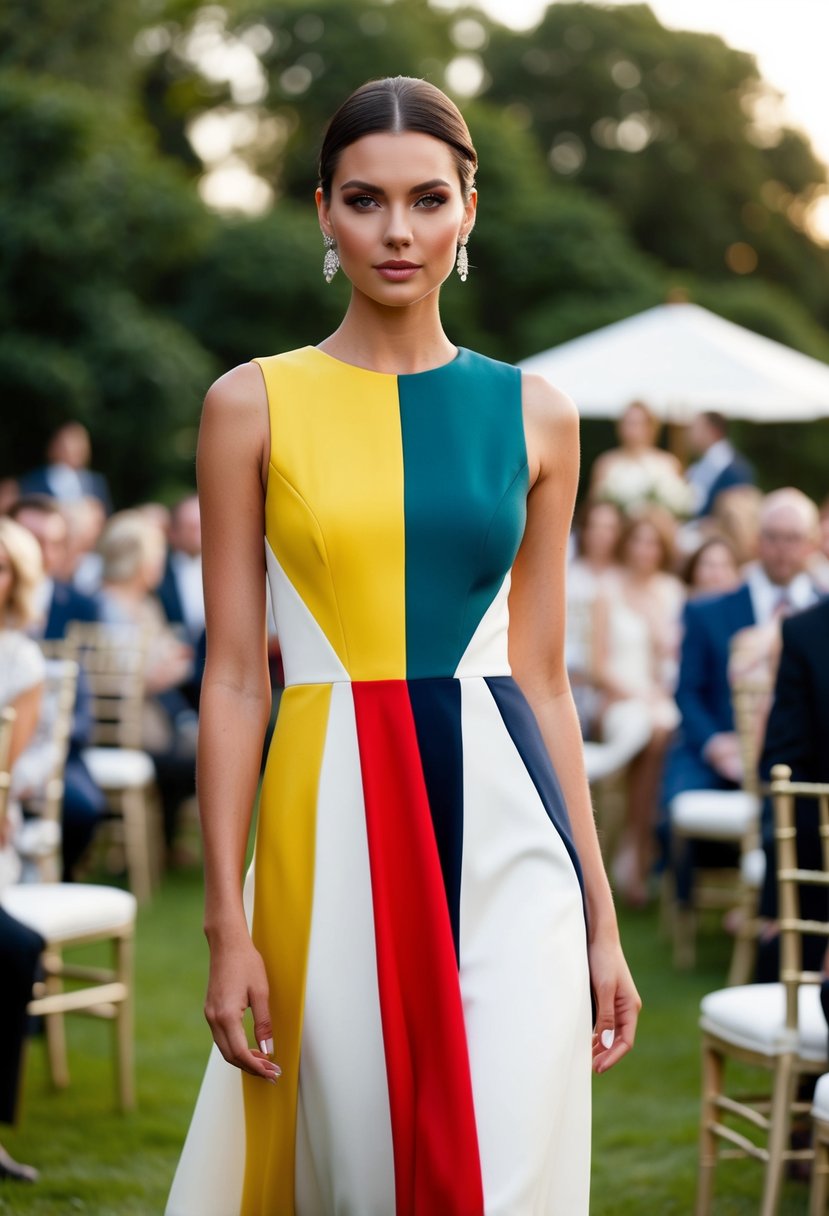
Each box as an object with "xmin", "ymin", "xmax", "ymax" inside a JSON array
[{"xmin": 309, "ymin": 344, "xmax": 464, "ymax": 378}]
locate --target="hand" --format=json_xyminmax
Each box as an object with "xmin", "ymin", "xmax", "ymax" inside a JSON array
[
  {"xmin": 204, "ymin": 929, "xmax": 281, "ymax": 1084},
  {"xmin": 589, "ymin": 932, "xmax": 641, "ymax": 1074},
  {"xmin": 703, "ymin": 732, "xmax": 743, "ymax": 783}
]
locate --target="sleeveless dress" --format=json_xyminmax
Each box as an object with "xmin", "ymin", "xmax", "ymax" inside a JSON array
[{"xmin": 166, "ymin": 345, "xmax": 592, "ymax": 1216}]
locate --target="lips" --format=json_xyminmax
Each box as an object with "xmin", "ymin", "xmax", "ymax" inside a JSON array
[{"xmin": 374, "ymin": 260, "xmax": 422, "ymax": 281}]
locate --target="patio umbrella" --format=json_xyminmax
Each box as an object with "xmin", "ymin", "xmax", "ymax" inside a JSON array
[{"xmin": 518, "ymin": 302, "xmax": 829, "ymax": 422}]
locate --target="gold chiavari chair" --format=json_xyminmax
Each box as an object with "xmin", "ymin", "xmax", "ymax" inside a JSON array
[
  {"xmin": 696, "ymin": 765, "xmax": 829, "ymax": 1215},
  {"xmin": 0, "ymin": 696, "xmax": 137, "ymax": 1112},
  {"xmin": 66, "ymin": 621, "xmax": 162, "ymax": 901}
]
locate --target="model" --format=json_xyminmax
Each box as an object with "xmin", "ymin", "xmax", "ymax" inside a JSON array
[{"xmin": 167, "ymin": 75, "xmax": 640, "ymax": 1216}]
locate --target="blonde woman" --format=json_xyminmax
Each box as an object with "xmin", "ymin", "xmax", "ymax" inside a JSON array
[{"xmin": 0, "ymin": 517, "xmax": 47, "ymax": 864}]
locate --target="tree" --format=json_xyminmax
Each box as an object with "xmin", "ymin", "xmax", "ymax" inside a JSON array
[
  {"xmin": 0, "ymin": 70, "xmax": 217, "ymax": 504},
  {"xmin": 482, "ymin": 3, "xmax": 829, "ymax": 325}
]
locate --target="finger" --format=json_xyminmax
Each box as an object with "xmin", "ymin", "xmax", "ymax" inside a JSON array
[
  {"xmin": 594, "ymin": 999, "xmax": 641, "ymax": 1074},
  {"xmin": 209, "ymin": 1009, "xmax": 280, "ymax": 1082},
  {"xmin": 250, "ymin": 986, "xmax": 279, "ymax": 1069},
  {"xmin": 591, "ymin": 982, "xmax": 616, "ymax": 1060}
]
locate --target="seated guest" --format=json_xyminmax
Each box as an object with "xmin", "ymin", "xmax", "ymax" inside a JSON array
[
  {"xmin": 18, "ymin": 422, "xmax": 111, "ymax": 515},
  {"xmin": 157, "ymin": 494, "xmax": 205, "ymax": 709},
  {"xmin": 61, "ymin": 495, "xmax": 107, "ymax": 593},
  {"xmin": 711, "ymin": 483, "xmax": 763, "ymax": 566},
  {"xmin": 6, "ymin": 496, "xmax": 105, "ymax": 880},
  {"xmin": 97, "ymin": 511, "xmax": 196, "ymax": 855},
  {"xmin": 757, "ymin": 597, "xmax": 829, "ymax": 977},
  {"xmin": 663, "ymin": 489, "xmax": 822, "ymax": 896},
  {"xmin": 685, "ymin": 411, "xmax": 754, "ymax": 520},
  {"xmin": 682, "ymin": 535, "xmax": 741, "ymax": 600},
  {"xmin": 566, "ymin": 499, "xmax": 623, "ymax": 735},
  {"xmin": 592, "ymin": 508, "xmax": 685, "ymax": 904},
  {"xmin": 0, "ymin": 519, "xmax": 46, "ymax": 887},
  {"xmin": 0, "ymin": 908, "xmax": 43, "ymax": 1182},
  {"xmin": 7, "ymin": 496, "xmax": 100, "ymax": 636}
]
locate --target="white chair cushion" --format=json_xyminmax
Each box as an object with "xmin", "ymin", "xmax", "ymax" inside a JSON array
[
  {"xmin": 741, "ymin": 846, "xmax": 766, "ymax": 889},
  {"xmin": 83, "ymin": 746, "xmax": 156, "ymax": 789},
  {"xmin": 813, "ymin": 1073, "xmax": 829, "ymax": 1121},
  {"xmin": 700, "ymin": 983, "xmax": 828, "ymax": 1062},
  {"xmin": 1, "ymin": 883, "xmax": 136, "ymax": 942},
  {"xmin": 671, "ymin": 789, "xmax": 759, "ymax": 840}
]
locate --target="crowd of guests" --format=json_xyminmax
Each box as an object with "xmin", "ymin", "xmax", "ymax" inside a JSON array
[
  {"xmin": 0, "ymin": 424, "xmax": 218, "ymax": 1180},
  {"xmin": 568, "ymin": 401, "xmax": 829, "ymax": 910}
]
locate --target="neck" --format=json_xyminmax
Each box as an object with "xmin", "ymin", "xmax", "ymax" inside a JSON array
[{"xmin": 320, "ymin": 288, "xmax": 455, "ymax": 375}]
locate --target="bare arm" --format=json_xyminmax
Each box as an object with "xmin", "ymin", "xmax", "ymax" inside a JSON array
[
  {"xmin": 196, "ymin": 361, "xmax": 280, "ymax": 1083},
  {"xmin": 509, "ymin": 373, "xmax": 641, "ymax": 1074},
  {"xmin": 8, "ymin": 684, "xmax": 42, "ymax": 768}
]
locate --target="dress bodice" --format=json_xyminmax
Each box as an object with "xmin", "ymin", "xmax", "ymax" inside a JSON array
[{"xmin": 256, "ymin": 346, "xmax": 529, "ymax": 685}]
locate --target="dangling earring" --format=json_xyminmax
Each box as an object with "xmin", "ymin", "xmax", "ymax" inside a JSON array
[
  {"xmin": 456, "ymin": 233, "xmax": 469, "ymax": 282},
  {"xmin": 322, "ymin": 233, "xmax": 339, "ymax": 283}
]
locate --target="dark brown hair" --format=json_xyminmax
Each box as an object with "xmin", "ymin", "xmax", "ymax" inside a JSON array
[{"xmin": 318, "ymin": 77, "xmax": 477, "ymax": 202}]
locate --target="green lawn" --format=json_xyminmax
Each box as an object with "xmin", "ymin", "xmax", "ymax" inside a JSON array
[{"xmin": 0, "ymin": 873, "xmax": 816, "ymax": 1215}]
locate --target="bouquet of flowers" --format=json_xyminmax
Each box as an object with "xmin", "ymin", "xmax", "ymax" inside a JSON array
[{"xmin": 597, "ymin": 459, "xmax": 694, "ymax": 518}]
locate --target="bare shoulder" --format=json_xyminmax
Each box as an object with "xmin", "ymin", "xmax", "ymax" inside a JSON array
[
  {"xmin": 520, "ymin": 372, "xmax": 579, "ymax": 482},
  {"xmin": 202, "ymin": 361, "xmax": 268, "ymax": 425},
  {"xmin": 521, "ymin": 371, "xmax": 578, "ymax": 430}
]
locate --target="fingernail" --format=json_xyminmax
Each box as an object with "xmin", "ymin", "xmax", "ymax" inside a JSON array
[
  {"xmin": 259, "ymin": 1038, "xmax": 274, "ymax": 1056},
  {"xmin": 601, "ymin": 1028, "xmax": 615, "ymax": 1049}
]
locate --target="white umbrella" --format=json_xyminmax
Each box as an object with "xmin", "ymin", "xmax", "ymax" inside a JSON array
[{"xmin": 519, "ymin": 302, "xmax": 829, "ymax": 422}]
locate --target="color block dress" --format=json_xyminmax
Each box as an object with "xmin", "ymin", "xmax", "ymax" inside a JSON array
[{"xmin": 166, "ymin": 345, "xmax": 592, "ymax": 1216}]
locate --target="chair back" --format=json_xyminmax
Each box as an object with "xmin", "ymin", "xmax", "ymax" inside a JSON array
[
  {"xmin": 0, "ymin": 706, "xmax": 16, "ymax": 830},
  {"xmin": 32, "ymin": 652, "xmax": 79, "ymax": 825},
  {"xmin": 66, "ymin": 621, "xmax": 149, "ymax": 750},
  {"xmin": 771, "ymin": 764, "xmax": 829, "ymax": 1030},
  {"xmin": 730, "ymin": 629, "xmax": 777, "ymax": 797}
]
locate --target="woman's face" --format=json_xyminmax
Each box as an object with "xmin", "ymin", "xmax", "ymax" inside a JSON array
[
  {"xmin": 624, "ymin": 522, "xmax": 664, "ymax": 576},
  {"xmin": 692, "ymin": 541, "xmax": 739, "ymax": 594},
  {"xmin": 316, "ymin": 131, "xmax": 476, "ymax": 308},
  {"xmin": 581, "ymin": 503, "xmax": 621, "ymax": 564},
  {"xmin": 0, "ymin": 543, "xmax": 13, "ymax": 614},
  {"xmin": 617, "ymin": 405, "xmax": 654, "ymax": 450}
]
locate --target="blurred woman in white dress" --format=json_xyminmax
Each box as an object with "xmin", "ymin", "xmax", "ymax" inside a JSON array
[
  {"xmin": 566, "ymin": 500, "xmax": 623, "ymax": 735},
  {"xmin": 592, "ymin": 508, "xmax": 685, "ymax": 904}
]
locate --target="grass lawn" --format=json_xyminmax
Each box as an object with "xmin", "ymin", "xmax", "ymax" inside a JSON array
[{"xmin": 0, "ymin": 870, "xmax": 816, "ymax": 1215}]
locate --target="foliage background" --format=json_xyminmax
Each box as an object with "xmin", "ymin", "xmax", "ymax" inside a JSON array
[{"xmin": 1, "ymin": 0, "xmax": 828, "ymax": 504}]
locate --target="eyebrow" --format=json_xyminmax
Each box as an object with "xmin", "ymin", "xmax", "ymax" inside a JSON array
[{"xmin": 339, "ymin": 178, "xmax": 451, "ymax": 195}]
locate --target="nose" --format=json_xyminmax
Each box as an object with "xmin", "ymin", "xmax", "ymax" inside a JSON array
[{"xmin": 383, "ymin": 204, "xmax": 412, "ymax": 249}]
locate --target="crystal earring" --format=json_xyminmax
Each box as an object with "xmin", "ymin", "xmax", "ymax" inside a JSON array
[
  {"xmin": 322, "ymin": 233, "xmax": 339, "ymax": 283},
  {"xmin": 456, "ymin": 233, "xmax": 469, "ymax": 282}
]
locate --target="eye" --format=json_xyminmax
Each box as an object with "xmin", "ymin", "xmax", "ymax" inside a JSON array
[
  {"xmin": 415, "ymin": 193, "xmax": 448, "ymax": 209},
  {"xmin": 344, "ymin": 194, "xmax": 379, "ymax": 210}
]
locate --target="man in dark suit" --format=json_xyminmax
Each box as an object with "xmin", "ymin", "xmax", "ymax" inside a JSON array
[
  {"xmin": 157, "ymin": 494, "xmax": 205, "ymax": 709},
  {"xmin": 6, "ymin": 496, "xmax": 106, "ymax": 879},
  {"xmin": 18, "ymin": 422, "xmax": 112, "ymax": 515},
  {"xmin": 665, "ymin": 489, "xmax": 822, "ymax": 808},
  {"xmin": 757, "ymin": 597, "xmax": 829, "ymax": 975},
  {"xmin": 685, "ymin": 411, "xmax": 754, "ymax": 520}
]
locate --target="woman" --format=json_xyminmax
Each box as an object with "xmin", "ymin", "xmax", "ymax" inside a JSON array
[
  {"xmin": 592, "ymin": 509, "xmax": 685, "ymax": 905},
  {"xmin": 590, "ymin": 399, "xmax": 690, "ymax": 517},
  {"xmin": 683, "ymin": 534, "xmax": 741, "ymax": 598},
  {"xmin": 566, "ymin": 499, "xmax": 623, "ymax": 734},
  {"xmin": 0, "ymin": 517, "xmax": 46, "ymax": 1183},
  {"xmin": 167, "ymin": 77, "xmax": 639, "ymax": 1216}
]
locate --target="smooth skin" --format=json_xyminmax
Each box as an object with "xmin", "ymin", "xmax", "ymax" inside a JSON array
[
  {"xmin": 197, "ymin": 129, "xmax": 640, "ymax": 1085},
  {"xmin": 0, "ymin": 542, "xmax": 43, "ymax": 848}
]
